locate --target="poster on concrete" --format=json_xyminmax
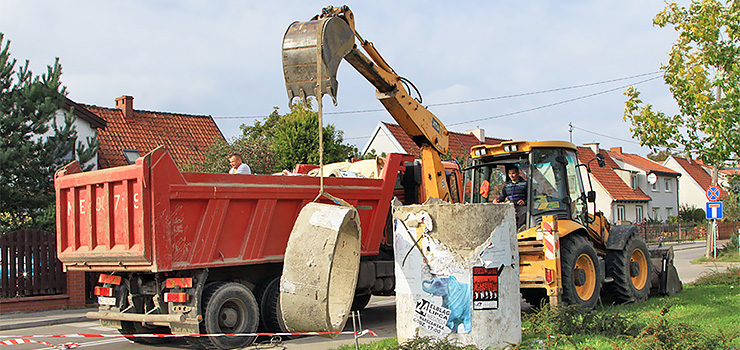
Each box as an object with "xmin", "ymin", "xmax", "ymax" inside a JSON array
[
  {"xmin": 472, "ymin": 266, "xmax": 499, "ymax": 310},
  {"xmin": 393, "ymin": 211, "xmax": 472, "ymax": 335}
]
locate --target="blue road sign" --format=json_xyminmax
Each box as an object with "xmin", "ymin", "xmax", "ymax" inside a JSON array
[
  {"xmin": 706, "ymin": 186, "xmax": 721, "ymax": 201},
  {"xmin": 706, "ymin": 202, "xmax": 723, "ymax": 219}
]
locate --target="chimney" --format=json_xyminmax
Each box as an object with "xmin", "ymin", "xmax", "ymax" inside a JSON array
[
  {"xmin": 583, "ymin": 142, "xmax": 600, "ymax": 155},
  {"xmin": 115, "ymin": 95, "xmax": 134, "ymax": 121},
  {"xmin": 466, "ymin": 127, "xmax": 485, "ymax": 143},
  {"xmin": 610, "ymin": 146, "xmax": 623, "ymax": 154}
]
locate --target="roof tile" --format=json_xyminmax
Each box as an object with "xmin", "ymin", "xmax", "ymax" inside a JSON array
[
  {"xmin": 577, "ymin": 147, "xmax": 650, "ymax": 201},
  {"xmin": 86, "ymin": 104, "xmax": 225, "ymax": 168},
  {"xmin": 382, "ymin": 122, "xmax": 507, "ymax": 157}
]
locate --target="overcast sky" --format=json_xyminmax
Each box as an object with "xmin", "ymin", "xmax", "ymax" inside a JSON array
[{"xmin": 1, "ymin": 1, "xmax": 683, "ymax": 156}]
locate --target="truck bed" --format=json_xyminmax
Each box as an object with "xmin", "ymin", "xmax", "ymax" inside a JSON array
[{"xmin": 55, "ymin": 147, "xmax": 412, "ymax": 272}]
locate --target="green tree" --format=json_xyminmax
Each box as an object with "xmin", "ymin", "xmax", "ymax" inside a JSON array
[
  {"xmin": 623, "ymin": 0, "xmax": 740, "ymax": 256},
  {"xmin": 0, "ymin": 33, "xmax": 93, "ymax": 233},
  {"xmin": 271, "ymin": 103, "xmax": 357, "ymax": 170},
  {"xmin": 183, "ymin": 103, "xmax": 358, "ymax": 174},
  {"xmin": 647, "ymin": 149, "xmax": 681, "ymax": 162},
  {"xmin": 723, "ymin": 173, "xmax": 740, "ymax": 221}
]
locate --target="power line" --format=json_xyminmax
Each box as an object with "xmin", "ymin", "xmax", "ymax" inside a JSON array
[
  {"xmin": 211, "ymin": 71, "xmax": 664, "ymax": 120},
  {"xmin": 569, "ymin": 124, "xmax": 641, "ymax": 145},
  {"xmin": 446, "ymin": 75, "xmax": 662, "ymax": 127}
]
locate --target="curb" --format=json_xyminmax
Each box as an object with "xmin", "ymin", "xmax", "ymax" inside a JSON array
[{"xmin": 0, "ymin": 316, "xmax": 89, "ymax": 332}]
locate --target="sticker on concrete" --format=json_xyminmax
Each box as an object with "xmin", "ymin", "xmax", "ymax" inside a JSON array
[
  {"xmin": 476, "ymin": 220, "xmax": 515, "ymax": 268},
  {"xmin": 472, "ymin": 266, "xmax": 499, "ymax": 310},
  {"xmin": 420, "ymin": 275, "xmax": 471, "ymax": 333},
  {"xmin": 413, "ymin": 298, "xmax": 451, "ymax": 335}
]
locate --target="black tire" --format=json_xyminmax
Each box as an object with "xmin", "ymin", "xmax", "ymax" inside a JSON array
[
  {"xmin": 605, "ymin": 235, "xmax": 652, "ymax": 303},
  {"xmin": 560, "ymin": 234, "xmax": 601, "ymax": 309},
  {"xmin": 252, "ymin": 277, "xmax": 275, "ymax": 332},
  {"xmin": 350, "ymin": 293, "xmax": 372, "ymax": 311},
  {"xmin": 116, "ymin": 284, "xmax": 172, "ymax": 345},
  {"xmin": 521, "ymin": 289, "xmax": 547, "ymax": 310},
  {"xmin": 119, "ymin": 321, "xmax": 172, "ymax": 345},
  {"xmin": 260, "ymin": 277, "xmax": 288, "ymax": 334},
  {"xmin": 199, "ymin": 282, "xmax": 259, "ymax": 350}
]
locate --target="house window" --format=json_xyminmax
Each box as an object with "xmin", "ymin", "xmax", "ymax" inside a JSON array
[
  {"xmin": 631, "ymin": 174, "xmax": 638, "ymax": 190},
  {"xmin": 636, "ymin": 205, "xmax": 644, "ymax": 222},
  {"xmin": 664, "ymin": 178, "xmax": 672, "ymax": 192},
  {"xmin": 617, "ymin": 205, "xmax": 626, "ymax": 222},
  {"xmin": 652, "ymin": 207, "xmax": 660, "ymax": 221},
  {"xmin": 651, "ymin": 181, "xmax": 658, "ymax": 192},
  {"xmin": 666, "ymin": 207, "xmax": 674, "ymax": 218},
  {"xmin": 123, "ymin": 149, "xmax": 141, "ymax": 165}
]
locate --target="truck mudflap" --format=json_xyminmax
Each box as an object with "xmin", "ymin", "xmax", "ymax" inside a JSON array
[{"xmin": 649, "ymin": 246, "xmax": 683, "ymax": 296}]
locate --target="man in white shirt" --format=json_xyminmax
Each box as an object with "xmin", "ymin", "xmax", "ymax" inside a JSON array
[{"xmin": 228, "ymin": 154, "xmax": 252, "ymax": 174}]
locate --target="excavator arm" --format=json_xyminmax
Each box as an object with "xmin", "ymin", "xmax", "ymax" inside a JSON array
[{"xmin": 282, "ymin": 5, "xmax": 451, "ymax": 201}]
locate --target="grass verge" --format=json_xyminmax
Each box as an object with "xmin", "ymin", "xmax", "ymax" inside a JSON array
[{"xmin": 333, "ymin": 268, "xmax": 740, "ymax": 350}]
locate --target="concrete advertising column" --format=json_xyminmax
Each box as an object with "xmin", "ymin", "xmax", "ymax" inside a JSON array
[{"xmin": 393, "ymin": 201, "xmax": 521, "ymax": 348}]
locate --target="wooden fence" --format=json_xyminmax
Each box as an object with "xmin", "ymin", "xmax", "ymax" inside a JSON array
[
  {"xmin": 641, "ymin": 221, "xmax": 739, "ymax": 244},
  {"xmin": 0, "ymin": 229, "xmax": 66, "ymax": 298}
]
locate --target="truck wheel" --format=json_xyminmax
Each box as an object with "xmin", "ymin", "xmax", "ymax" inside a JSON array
[
  {"xmin": 351, "ymin": 293, "xmax": 372, "ymax": 311},
  {"xmin": 116, "ymin": 285, "xmax": 172, "ymax": 344},
  {"xmin": 199, "ymin": 282, "xmax": 259, "ymax": 350},
  {"xmin": 260, "ymin": 277, "xmax": 288, "ymax": 334},
  {"xmin": 560, "ymin": 234, "xmax": 601, "ymax": 309},
  {"xmin": 605, "ymin": 235, "xmax": 652, "ymax": 303}
]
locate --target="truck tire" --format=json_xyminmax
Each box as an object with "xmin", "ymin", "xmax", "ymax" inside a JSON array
[
  {"xmin": 116, "ymin": 284, "xmax": 172, "ymax": 344},
  {"xmin": 260, "ymin": 277, "xmax": 288, "ymax": 334},
  {"xmin": 605, "ymin": 235, "xmax": 652, "ymax": 303},
  {"xmin": 560, "ymin": 234, "xmax": 601, "ymax": 309},
  {"xmin": 199, "ymin": 282, "xmax": 259, "ymax": 350},
  {"xmin": 119, "ymin": 321, "xmax": 172, "ymax": 345},
  {"xmin": 350, "ymin": 293, "xmax": 372, "ymax": 311}
]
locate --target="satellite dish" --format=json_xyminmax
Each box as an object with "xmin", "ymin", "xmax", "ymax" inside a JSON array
[{"xmin": 647, "ymin": 173, "xmax": 657, "ymax": 185}]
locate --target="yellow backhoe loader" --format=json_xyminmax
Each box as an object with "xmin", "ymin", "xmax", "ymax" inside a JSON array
[{"xmin": 281, "ymin": 6, "xmax": 681, "ymax": 310}]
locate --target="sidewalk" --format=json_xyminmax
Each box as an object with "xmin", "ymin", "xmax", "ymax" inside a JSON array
[{"xmin": 0, "ymin": 307, "xmax": 95, "ymax": 331}]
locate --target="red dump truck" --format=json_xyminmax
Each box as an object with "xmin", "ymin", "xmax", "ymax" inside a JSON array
[{"xmin": 54, "ymin": 147, "xmax": 460, "ymax": 349}]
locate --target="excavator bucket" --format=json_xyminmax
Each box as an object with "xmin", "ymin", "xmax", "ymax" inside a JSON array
[
  {"xmin": 648, "ymin": 246, "xmax": 683, "ymax": 296},
  {"xmin": 282, "ymin": 16, "xmax": 355, "ymax": 107}
]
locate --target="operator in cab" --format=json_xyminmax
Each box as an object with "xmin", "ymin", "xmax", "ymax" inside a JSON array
[{"xmin": 493, "ymin": 165, "xmax": 527, "ymax": 229}]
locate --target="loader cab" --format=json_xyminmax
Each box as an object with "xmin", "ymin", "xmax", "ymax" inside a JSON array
[{"xmin": 465, "ymin": 141, "xmax": 589, "ymax": 231}]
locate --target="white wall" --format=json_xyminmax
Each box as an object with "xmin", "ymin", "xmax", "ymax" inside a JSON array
[
  {"xmin": 361, "ymin": 123, "xmax": 406, "ymax": 155},
  {"xmin": 37, "ymin": 109, "xmax": 99, "ymax": 170},
  {"xmin": 663, "ymin": 157, "xmax": 707, "ymax": 210}
]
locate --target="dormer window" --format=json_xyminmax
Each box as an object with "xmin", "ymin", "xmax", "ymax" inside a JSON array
[{"xmin": 123, "ymin": 149, "xmax": 141, "ymax": 165}]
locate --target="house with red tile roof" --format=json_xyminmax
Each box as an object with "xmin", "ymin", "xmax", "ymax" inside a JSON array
[
  {"xmin": 39, "ymin": 97, "xmax": 107, "ymax": 170},
  {"xmin": 361, "ymin": 121, "xmax": 507, "ymax": 159},
  {"xmin": 605, "ymin": 146, "xmax": 680, "ymax": 222},
  {"xmin": 663, "ymin": 155, "xmax": 726, "ymax": 210},
  {"xmin": 577, "ymin": 144, "xmax": 651, "ymax": 224},
  {"xmin": 84, "ymin": 96, "xmax": 225, "ymax": 169}
]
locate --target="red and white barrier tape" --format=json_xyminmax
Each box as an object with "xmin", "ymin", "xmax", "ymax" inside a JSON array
[
  {"xmin": 0, "ymin": 329, "xmax": 376, "ymax": 339},
  {"xmin": 0, "ymin": 329, "xmax": 376, "ymax": 348},
  {"xmin": 0, "ymin": 339, "xmax": 78, "ymax": 349}
]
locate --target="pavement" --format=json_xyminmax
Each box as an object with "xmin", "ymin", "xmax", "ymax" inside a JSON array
[{"xmin": 0, "ymin": 239, "xmax": 735, "ymax": 333}]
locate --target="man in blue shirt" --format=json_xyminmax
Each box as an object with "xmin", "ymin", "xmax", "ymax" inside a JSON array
[{"xmin": 493, "ymin": 165, "xmax": 527, "ymax": 228}]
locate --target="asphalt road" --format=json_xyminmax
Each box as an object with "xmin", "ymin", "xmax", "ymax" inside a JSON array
[{"xmin": 2, "ymin": 242, "xmax": 736, "ymax": 350}]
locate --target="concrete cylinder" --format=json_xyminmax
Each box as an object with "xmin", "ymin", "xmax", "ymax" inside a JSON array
[
  {"xmin": 393, "ymin": 202, "xmax": 521, "ymax": 348},
  {"xmin": 280, "ymin": 202, "xmax": 361, "ymax": 333}
]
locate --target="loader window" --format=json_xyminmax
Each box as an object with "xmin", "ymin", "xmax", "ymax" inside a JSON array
[
  {"xmin": 530, "ymin": 149, "xmax": 568, "ymax": 216},
  {"xmin": 467, "ymin": 163, "xmax": 528, "ymax": 204},
  {"xmin": 564, "ymin": 150, "xmax": 588, "ymax": 224}
]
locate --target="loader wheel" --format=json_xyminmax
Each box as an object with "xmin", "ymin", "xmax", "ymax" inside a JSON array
[
  {"xmin": 560, "ymin": 234, "xmax": 601, "ymax": 309},
  {"xmin": 605, "ymin": 235, "xmax": 652, "ymax": 303},
  {"xmin": 260, "ymin": 277, "xmax": 289, "ymax": 334},
  {"xmin": 199, "ymin": 282, "xmax": 259, "ymax": 350}
]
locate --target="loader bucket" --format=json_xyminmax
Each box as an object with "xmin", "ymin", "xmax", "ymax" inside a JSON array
[
  {"xmin": 282, "ymin": 16, "xmax": 355, "ymax": 107},
  {"xmin": 648, "ymin": 246, "xmax": 683, "ymax": 296}
]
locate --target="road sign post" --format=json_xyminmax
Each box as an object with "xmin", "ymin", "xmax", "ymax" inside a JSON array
[{"xmin": 705, "ymin": 186, "xmax": 722, "ymax": 259}]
